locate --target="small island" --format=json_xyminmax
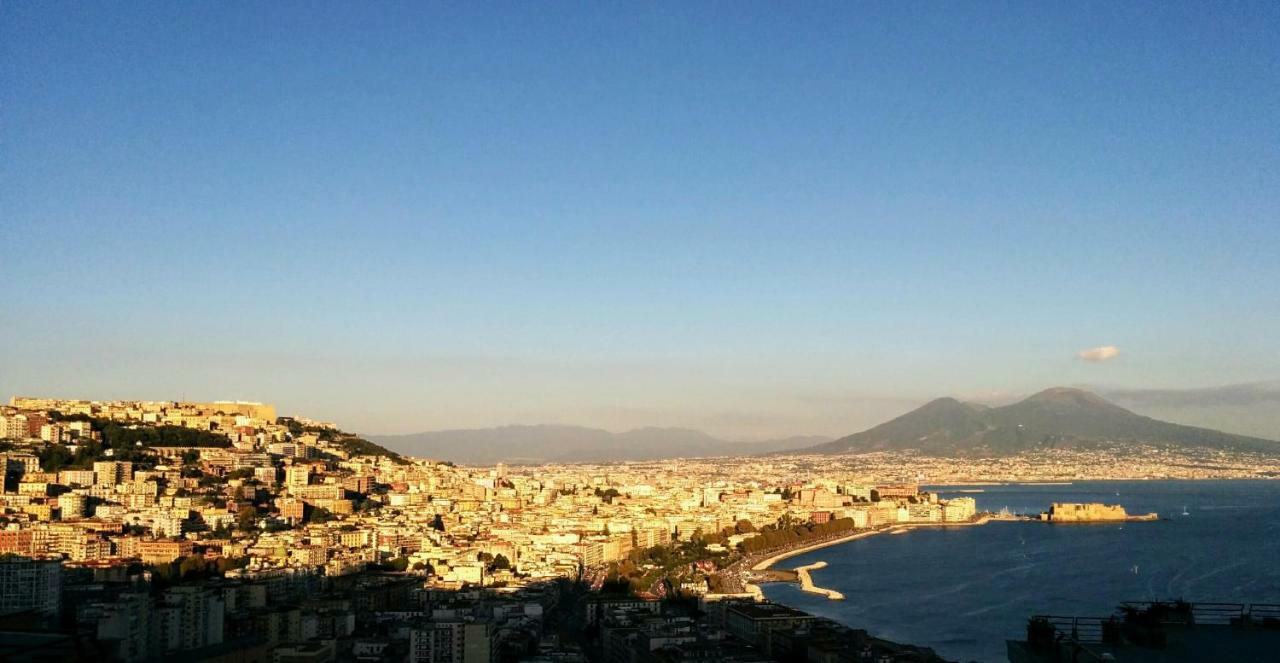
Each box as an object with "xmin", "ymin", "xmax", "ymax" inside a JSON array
[{"xmin": 1039, "ymin": 502, "xmax": 1158, "ymax": 523}]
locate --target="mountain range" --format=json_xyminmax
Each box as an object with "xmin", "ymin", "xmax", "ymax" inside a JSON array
[
  {"xmin": 798, "ymin": 387, "xmax": 1279, "ymax": 455},
  {"xmin": 367, "ymin": 425, "xmax": 829, "ymax": 464},
  {"xmin": 367, "ymin": 387, "xmax": 1279, "ymax": 463}
]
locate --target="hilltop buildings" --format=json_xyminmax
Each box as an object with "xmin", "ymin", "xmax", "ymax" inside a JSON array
[{"xmin": 0, "ymin": 395, "xmax": 1276, "ymax": 661}]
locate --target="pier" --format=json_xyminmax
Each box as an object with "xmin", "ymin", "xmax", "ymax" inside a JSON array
[{"xmin": 794, "ymin": 561, "xmax": 844, "ymax": 600}]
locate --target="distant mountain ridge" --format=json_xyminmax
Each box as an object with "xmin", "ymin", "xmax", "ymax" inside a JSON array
[
  {"xmin": 800, "ymin": 387, "xmax": 1279, "ymax": 455},
  {"xmin": 368, "ymin": 424, "xmax": 829, "ymax": 464}
]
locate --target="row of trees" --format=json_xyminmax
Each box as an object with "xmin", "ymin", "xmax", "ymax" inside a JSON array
[
  {"xmin": 36, "ymin": 415, "xmax": 232, "ymax": 472},
  {"xmin": 333, "ymin": 436, "xmax": 409, "ymax": 464},
  {"xmin": 736, "ymin": 516, "xmax": 860, "ymax": 555},
  {"xmin": 148, "ymin": 555, "xmax": 249, "ymax": 589},
  {"xmin": 477, "ymin": 551, "xmax": 513, "ymax": 573}
]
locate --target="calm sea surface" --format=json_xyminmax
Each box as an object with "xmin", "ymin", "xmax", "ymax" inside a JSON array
[{"xmin": 760, "ymin": 480, "xmax": 1280, "ymax": 662}]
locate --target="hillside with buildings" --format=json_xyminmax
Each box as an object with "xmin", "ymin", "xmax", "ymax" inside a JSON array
[
  {"xmin": 1, "ymin": 395, "xmax": 1277, "ymax": 661},
  {"xmin": 0, "ymin": 395, "xmax": 980, "ymax": 662}
]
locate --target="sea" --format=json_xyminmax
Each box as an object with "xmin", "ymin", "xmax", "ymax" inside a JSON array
[{"xmin": 760, "ymin": 480, "xmax": 1280, "ymax": 663}]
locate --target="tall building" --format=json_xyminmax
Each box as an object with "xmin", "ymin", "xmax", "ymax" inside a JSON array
[
  {"xmin": 159, "ymin": 586, "xmax": 225, "ymax": 652},
  {"xmin": 285, "ymin": 465, "xmax": 312, "ymax": 489},
  {"xmin": 0, "ymin": 414, "xmax": 30, "ymax": 440},
  {"xmin": 2, "ymin": 453, "xmax": 41, "ymax": 491},
  {"xmin": 96, "ymin": 592, "xmax": 159, "ymax": 662},
  {"xmin": 410, "ymin": 620, "xmax": 494, "ymax": 663},
  {"xmin": 93, "ymin": 460, "xmax": 134, "ymax": 486},
  {"xmin": 0, "ymin": 555, "xmax": 62, "ymax": 617},
  {"xmin": 39, "ymin": 423, "xmax": 66, "ymax": 443}
]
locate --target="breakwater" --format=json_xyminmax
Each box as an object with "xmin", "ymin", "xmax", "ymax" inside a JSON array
[{"xmin": 794, "ymin": 561, "xmax": 844, "ymax": 600}]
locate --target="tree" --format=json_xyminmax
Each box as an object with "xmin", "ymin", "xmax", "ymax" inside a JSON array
[
  {"xmin": 306, "ymin": 506, "xmax": 334, "ymax": 524},
  {"xmin": 179, "ymin": 555, "xmax": 208, "ymax": 581},
  {"xmin": 215, "ymin": 556, "xmax": 249, "ymax": 574},
  {"xmin": 431, "ymin": 514, "xmax": 446, "ymax": 531},
  {"xmin": 489, "ymin": 554, "xmax": 511, "ymax": 571},
  {"xmin": 278, "ymin": 417, "xmax": 305, "ymax": 437},
  {"xmin": 236, "ymin": 505, "xmax": 260, "ymax": 531},
  {"xmin": 601, "ymin": 572, "xmax": 631, "ymax": 595},
  {"xmin": 36, "ymin": 444, "xmax": 74, "ymax": 472}
]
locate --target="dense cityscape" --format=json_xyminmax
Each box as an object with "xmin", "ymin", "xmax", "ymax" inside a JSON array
[
  {"xmin": 1, "ymin": 397, "xmax": 1277, "ymax": 662},
  {"xmin": 7, "ymin": 2, "xmax": 1279, "ymax": 660}
]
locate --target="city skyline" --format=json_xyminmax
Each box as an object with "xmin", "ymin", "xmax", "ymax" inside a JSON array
[
  {"xmin": 4, "ymin": 3, "xmax": 1279, "ymax": 438},
  {"xmin": 3, "ymin": 5, "xmax": 1279, "ymax": 661}
]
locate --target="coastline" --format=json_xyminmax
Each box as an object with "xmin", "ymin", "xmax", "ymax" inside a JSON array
[
  {"xmin": 739, "ymin": 515, "xmax": 1005, "ymax": 601},
  {"xmin": 742, "ymin": 481, "xmax": 1280, "ymax": 662},
  {"xmin": 751, "ymin": 514, "xmax": 999, "ymax": 573}
]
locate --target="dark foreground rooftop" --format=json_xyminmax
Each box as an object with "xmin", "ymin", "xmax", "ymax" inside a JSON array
[{"xmin": 1007, "ymin": 601, "xmax": 1280, "ymax": 662}]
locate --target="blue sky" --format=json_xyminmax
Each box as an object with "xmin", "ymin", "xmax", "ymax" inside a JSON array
[{"xmin": 3, "ymin": 2, "xmax": 1278, "ymax": 437}]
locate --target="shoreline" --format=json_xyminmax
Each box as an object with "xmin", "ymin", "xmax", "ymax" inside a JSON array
[
  {"xmin": 751, "ymin": 514, "xmax": 1000, "ymax": 573},
  {"xmin": 742, "ymin": 515, "xmax": 1007, "ymax": 600}
]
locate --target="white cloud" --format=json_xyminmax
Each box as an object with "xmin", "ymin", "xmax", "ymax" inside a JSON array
[{"xmin": 1077, "ymin": 345, "xmax": 1121, "ymax": 362}]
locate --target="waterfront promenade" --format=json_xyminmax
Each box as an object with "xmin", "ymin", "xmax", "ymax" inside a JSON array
[
  {"xmin": 752, "ymin": 514, "xmax": 1002, "ymax": 572},
  {"xmin": 751, "ymin": 527, "xmax": 886, "ymax": 572}
]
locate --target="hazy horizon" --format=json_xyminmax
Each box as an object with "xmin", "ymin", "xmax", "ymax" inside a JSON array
[
  {"xmin": 7, "ymin": 380, "xmax": 1279, "ymax": 443},
  {"xmin": 4, "ymin": 4, "xmax": 1278, "ymax": 440}
]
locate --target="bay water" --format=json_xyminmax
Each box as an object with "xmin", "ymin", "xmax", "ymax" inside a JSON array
[{"xmin": 761, "ymin": 480, "xmax": 1280, "ymax": 662}]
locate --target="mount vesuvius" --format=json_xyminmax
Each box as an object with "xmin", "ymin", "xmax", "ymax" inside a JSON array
[{"xmin": 799, "ymin": 387, "xmax": 1279, "ymax": 455}]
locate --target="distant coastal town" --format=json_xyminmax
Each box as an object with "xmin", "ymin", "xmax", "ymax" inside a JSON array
[{"xmin": 0, "ymin": 396, "xmax": 1276, "ymax": 662}]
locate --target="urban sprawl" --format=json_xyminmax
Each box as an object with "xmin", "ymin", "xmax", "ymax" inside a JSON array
[{"xmin": 1, "ymin": 397, "xmax": 1277, "ymax": 663}]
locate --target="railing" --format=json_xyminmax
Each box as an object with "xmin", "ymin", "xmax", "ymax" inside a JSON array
[
  {"xmin": 1045, "ymin": 602, "xmax": 1280, "ymax": 633},
  {"xmin": 1028, "ymin": 617, "xmax": 1110, "ymax": 662},
  {"xmin": 1191, "ymin": 602, "xmax": 1245, "ymax": 625},
  {"xmin": 1250, "ymin": 604, "xmax": 1280, "ymax": 623},
  {"xmin": 1119, "ymin": 600, "xmax": 1242, "ymax": 624},
  {"xmin": 1026, "ymin": 601, "xmax": 1280, "ymax": 663},
  {"xmin": 1037, "ymin": 615, "xmax": 1107, "ymax": 643}
]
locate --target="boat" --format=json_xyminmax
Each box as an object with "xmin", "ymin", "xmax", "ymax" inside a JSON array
[{"xmin": 1182, "ymin": 505, "xmax": 1190, "ymax": 516}]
